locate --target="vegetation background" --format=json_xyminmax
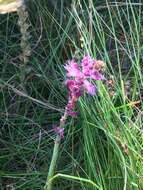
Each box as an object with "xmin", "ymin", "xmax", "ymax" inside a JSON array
[{"xmin": 0, "ymin": 0, "xmax": 143, "ymax": 189}]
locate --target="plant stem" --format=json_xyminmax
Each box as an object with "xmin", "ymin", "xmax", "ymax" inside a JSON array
[
  {"xmin": 89, "ymin": 0, "xmax": 93, "ymax": 47},
  {"xmin": 44, "ymin": 135, "xmax": 61, "ymax": 190},
  {"xmin": 17, "ymin": 2, "xmax": 31, "ymax": 91},
  {"xmin": 44, "ymin": 111, "xmax": 67, "ymax": 190}
]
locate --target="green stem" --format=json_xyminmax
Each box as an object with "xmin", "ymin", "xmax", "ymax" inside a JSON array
[
  {"xmin": 44, "ymin": 135, "xmax": 61, "ymax": 190},
  {"xmin": 44, "ymin": 111, "xmax": 67, "ymax": 190}
]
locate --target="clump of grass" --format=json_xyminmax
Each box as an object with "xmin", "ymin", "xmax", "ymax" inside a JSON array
[{"xmin": 71, "ymin": 1, "xmax": 143, "ymax": 190}]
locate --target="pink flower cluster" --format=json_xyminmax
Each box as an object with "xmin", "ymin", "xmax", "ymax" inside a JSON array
[
  {"xmin": 64, "ymin": 55, "xmax": 104, "ymax": 116},
  {"xmin": 53, "ymin": 56, "xmax": 104, "ymax": 138}
]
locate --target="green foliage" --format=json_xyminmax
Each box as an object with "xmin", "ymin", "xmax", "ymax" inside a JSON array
[{"xmin": 0, "ymin": 0, "xmax": 143, "ymax": 189}]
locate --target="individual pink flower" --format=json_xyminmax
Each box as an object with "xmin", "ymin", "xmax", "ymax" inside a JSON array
[
  {"xmin": 90, "ymin": 70, "xmax": 104, "ymax": 80},
  {"xmin": 81, "ymin": 55, "xmax": 94, "ymax": 69},
  {"xmin": 65, "ymin": 79, "xmax": 82, "ymax": 98},
  {"xmin": 64, "ymin": 60, "xmax": 83, "ymax": 78},
  {"xmin": 53, "ymin": 125, "xmax": 64, "ymax": 138},
  {"xmin": 83, "ymin": 80, "xmax": 96, "ymax": 95},
  {"xmin": 81, "ymin": 55, "xmax": 104, "ymax": 80}
]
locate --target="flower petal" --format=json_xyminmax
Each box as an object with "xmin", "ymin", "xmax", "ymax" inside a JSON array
[
  {"xmin": 91, "ymin": 71, "xmax": 104, "ymax": 80},
  {"xmin": 83, "ymin": 80, "xmax": 96, "ymax": 95},
  {"xmin": 81, "ymin": 55, "xmax": 94, "ymax": 68},
  {"xmin": 64, "ymin": 60, "xmax": 82, "ymax": 77}
]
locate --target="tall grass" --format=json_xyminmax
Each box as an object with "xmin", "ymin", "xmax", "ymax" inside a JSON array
[
  {"xmin": 0, "ymin": 0, "xmax": 143, "ymax": 190},
  {"xmin": 72, "ymin": 1, "xmax": 143, "ymax": 189}
]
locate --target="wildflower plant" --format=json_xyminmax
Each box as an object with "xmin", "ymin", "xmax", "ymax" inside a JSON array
[{"xmin": 44, "ymin": 55, "xmax": 105, "ymax": 190}]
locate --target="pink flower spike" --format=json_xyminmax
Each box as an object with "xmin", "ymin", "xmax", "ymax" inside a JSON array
[
  {"xmin": 64, "ymin": 60, "xmax": 82, "ymax": 78},
  {"xmin": 64, "ymin": 55, "xmax": 104, "ymax": 116},
  {"xmin": 83, "ymin": 80, "xmax": 96, "ymax": 95}
]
